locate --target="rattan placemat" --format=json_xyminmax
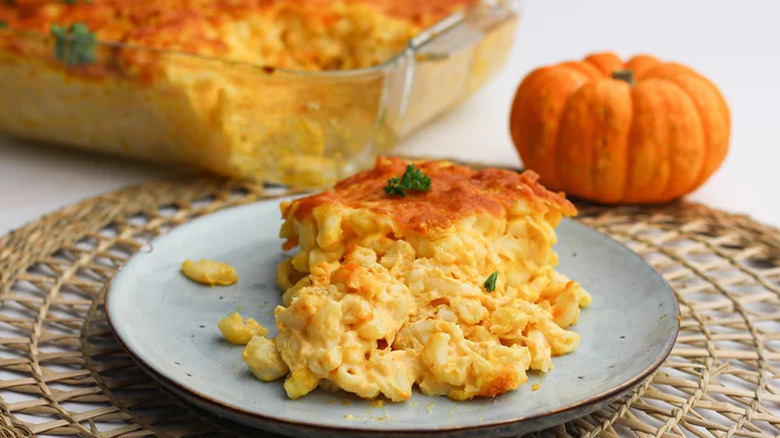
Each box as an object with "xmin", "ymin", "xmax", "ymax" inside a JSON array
[{"xmin": 0, "ymin": 174, "xmax": 778, "ymax": 438}]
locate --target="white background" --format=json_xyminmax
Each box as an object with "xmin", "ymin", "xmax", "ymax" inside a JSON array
[{"xmin": 1, "ymin": 0, "xmax": 778, "ymax": 235}]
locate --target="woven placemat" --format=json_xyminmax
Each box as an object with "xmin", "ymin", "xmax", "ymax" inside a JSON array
[{"xmin": 0, "ymin": 173, "xmax": 778, "ymax": 438}]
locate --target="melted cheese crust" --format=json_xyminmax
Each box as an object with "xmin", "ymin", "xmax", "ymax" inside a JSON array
[
  {"xmin": 288, "ymin": 156, "xmax": 577, "ymax": 232},
  {"xmin": 0, "ymin": 0, "xmax": 475, "ymax": 71},
  {"xmin": 239, "ymin": 158, "xmax": 592, "ymax": 402}
]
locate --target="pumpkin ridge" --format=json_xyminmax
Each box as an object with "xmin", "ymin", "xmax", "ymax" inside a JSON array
[
  {"xmin": 625, "ymin": 54, "xmax": 662, "ymax": 79},
  {"xmin": 624, "ymin": 79, "xmax": 670, "ymax": 203},
  {"xmin": 556, "ymin": 79, "xmax": 631, "ymax": 203},
  {"xmin": 599, "ymin": 81, "xmax": 633, "ymax": 203},
  {"xmin": 554, "ymin": 86, "xmax": 586, "ymax": 197},
  {"xmin": 559, "ymin": 61, "xmax": 603, "ymax": 79},
  {"xmin": 647, "ymin": 65, "xmax": 731, "ymax": 190},
  {"xmin": 658, "ymin": 80, "xmax": 685, "ymax": 199},
  {"xmin": 588, "ymin": 104, "xmax": 602, "ymax": 200},
  {"xmin": 584, "ymin": 52, "xmax": 624, "ymax": 76},
  {"xmin": 512, "ymin": 67, "xmax": 591, "ymax": 189},
  {"xmin": 655, "ymin": 79, "xmax": 706, "ymax": 201},
  {"xmin": 663, "ymin": 78, "xmax": 710, "ymax": 196},
  {"xmin": 582, "ymin": 58, "xmax": 608, "ymax": 76},
  {"xmin": 532, "ymin": 70, "xmax": 583, "ymax": 188},
  {"xmin": 696, "ymin": 83, "xmax": 730, "ymax": 186},
  {"xmin": 623, "ymin": 91, "xmax": 637, "ymax": 203}
]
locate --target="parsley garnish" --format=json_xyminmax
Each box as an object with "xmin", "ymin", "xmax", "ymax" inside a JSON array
[
  {"xmin": 0, "ymin": 21, "xmax": 6, "ymax": 29},
  {"xmin": 483, "ymin": 271, "xmax": 498, "ymax": 293},
  {"xmin": 51, "ymin": 22, "xmax": 96, "ymax": 66},
  {"xmin": 383, "ymin": 164, "xmax": 432, "ymax": 198}
]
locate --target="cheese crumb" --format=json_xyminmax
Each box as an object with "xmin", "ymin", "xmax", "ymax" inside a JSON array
[{"xmin": 181, "ymin": 259, "xmax": 238, "ymax": 286}]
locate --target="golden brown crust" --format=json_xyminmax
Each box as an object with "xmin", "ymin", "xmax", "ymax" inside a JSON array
[
  {"xmin": 0, "ymin": 0, "xmax": 475, "ymax": 62},
  {"xmin": 346, "ymin": 0, "xmax": 476, "ymax": 24},
  {"xmin": 291, "ymin": 156, "xmax": 577, "ymax": 233},
  {"xmin": 477, "ymin": 367, "xmax": 519, "ymax": 398}
]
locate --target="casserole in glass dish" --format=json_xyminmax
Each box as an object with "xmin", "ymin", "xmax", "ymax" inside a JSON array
[{"xmin": 0, "ymin": 0, "xmax": 522, "ymax": 186}]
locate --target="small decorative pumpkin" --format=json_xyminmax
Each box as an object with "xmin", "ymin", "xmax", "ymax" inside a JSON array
[{"xmin": 509, "ymin": 52, "xmax": 730, "ymax": 204}]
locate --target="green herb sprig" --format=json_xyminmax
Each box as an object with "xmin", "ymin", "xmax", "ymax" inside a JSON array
[
  {"xmin": 51, "ymin": 22, "xmax": 96, "ymax": 66},
  {"xmin": 0, "ymin": 21, "xmax": 6, "ymax": 29},
  {"xmin": 383, "ymin": 164, "xmax": 432, "ymax": 198},
  {"xmin": 483, "ymin": 271, "xmax": 498, "ymax": 293}
]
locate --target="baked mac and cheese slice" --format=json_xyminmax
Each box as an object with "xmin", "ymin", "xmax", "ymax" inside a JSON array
[{"xmin": 246, "ymin": 156, "xmax": 591, "ymax": 401}]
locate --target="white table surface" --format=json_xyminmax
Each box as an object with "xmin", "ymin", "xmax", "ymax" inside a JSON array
[{"xmin": 1, "ymin": 0, "xmax": 778, "ymax": 236}]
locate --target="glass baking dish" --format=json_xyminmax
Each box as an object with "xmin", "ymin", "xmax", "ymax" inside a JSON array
[{"xmin": 0, "ymin": 0, "xmax": 522, "ymax": 187}]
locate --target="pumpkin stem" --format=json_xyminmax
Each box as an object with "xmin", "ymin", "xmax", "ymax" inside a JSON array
[{"xmin": 612, "ymin": 70, "xmax": 634, "ymax": 86}]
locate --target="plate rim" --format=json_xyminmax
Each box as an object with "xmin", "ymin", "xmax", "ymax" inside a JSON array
[{"xmin": 104, "ymin": 202, "xmax": 680, "ymax": 435}]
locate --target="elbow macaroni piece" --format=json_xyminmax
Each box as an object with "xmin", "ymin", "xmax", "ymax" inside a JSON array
[
  {"xmin": 242, "ymin": 335, "xmax": 290, "ymax": 382},
  {"xmin": 181, "ymin": 259, "xmax": 238, "ymax": 286},
  {"xmin": 218, "ymin": 313, "xmax": 269, "ymax": 345}
]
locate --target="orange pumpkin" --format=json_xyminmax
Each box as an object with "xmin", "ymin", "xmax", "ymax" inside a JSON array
[{"xmin": 509, "ymin": 52, "xmax": 730, "ymax": 204}]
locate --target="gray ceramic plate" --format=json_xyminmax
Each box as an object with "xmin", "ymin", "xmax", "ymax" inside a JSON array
[{"xmin": 105, "ymin": 197, "xmax": 679, "ymax": 438}]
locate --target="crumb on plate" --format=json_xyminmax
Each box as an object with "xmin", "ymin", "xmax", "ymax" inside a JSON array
[{"xmin": 181, "ymin": 259, "xmax": 238, "ymax": 286}]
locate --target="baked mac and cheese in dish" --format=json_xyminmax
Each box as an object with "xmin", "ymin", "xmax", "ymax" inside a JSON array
[
  {"xmin": 229, "ymin": 156, "xmax": 591, "ymax": 401},
  {"xmin": 0, "ymin": 0, "xmax": 515, "ymax": 186}
]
